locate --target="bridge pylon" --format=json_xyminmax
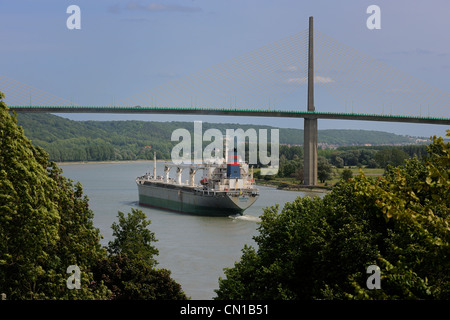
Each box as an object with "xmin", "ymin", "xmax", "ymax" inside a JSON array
[{"xmin": 304, "ymin": 16, "xmax": 318, "ymax": 185}]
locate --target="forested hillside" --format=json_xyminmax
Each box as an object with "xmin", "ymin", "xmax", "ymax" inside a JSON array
[{"xmin": 15, "ymin": 113, "xmax": 419, "ymax": 162}]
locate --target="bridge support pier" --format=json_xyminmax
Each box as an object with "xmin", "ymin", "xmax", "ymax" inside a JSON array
[
  {"xmin": 304, "ymin": 118, "xmax": 317, "ymax": 185},
  {"xmin": 304, "ymin": 16, "xmax": 318, "ymax": 186}
]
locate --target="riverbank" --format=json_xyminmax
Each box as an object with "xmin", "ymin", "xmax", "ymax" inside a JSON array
[
  {"xmin": 56, "ymin": 159, "xmax": 167, "ymax": 166},
  {"xmin": 56, "ymin": 160, "xmax": 379, "ymax": 194},
  {"xmin": 253, "ymin": 167, "xmax": 385, "ymax": 193},
  {"xmin": 255, "ymin": 180, "xmax": 331, "ymax": 193},
  {"xmin": 56, "ymin": 160, "xmax": 328, "ymax": 192}
]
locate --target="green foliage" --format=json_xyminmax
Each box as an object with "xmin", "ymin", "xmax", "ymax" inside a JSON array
[
  {"xmin": 324, "ymin": 145, "xmax": 426, "ymax": 169},
  {"xmin": 0, "ymin": 92, "xmax": 110, "ymax": 299},
  {"xmin": 334, "ymin": 156, "xmax": 344, "ymax": 168},
  {"xmin": 278, "ymin": 154, "xmax": 302, "ymax": 179},
  {"xmin": 108, "ymin": 209, "xmax": 159, "ymax": 267},
  {"xmin": 14, "ymin": 113, "xmax": 178, "ymax": 162},
  {"xmin": 1, "ymin": 94, "xmax": 186, "ymax": 300},
  {"xmin": 317, "ymin": 129, "xmax": 416, "ymax": 146},
  {"xmin": 215, "ymin": 131, "xmax": 449, "ymax": 300},
  {"xmin": 93, "ymin": 209, "xmax": 187, "ymax": 300},
  {"xmin": 15, "ymin": 113, "xmax": 417, "ymax": 162},
  {"xmin": 317, "ymin": 156, "xmax": 333, "ymax": 183},
  {"xmin": 327, "ymin": 148, "xmax": 378, "ymax": 167},
  {"xmin": 93, "ymin": 254, "xmax": 187, "ymax": 300},
  {"xmin": 375, "ymin": 148, "xmax": 409, "ymax": 168},
  {"xmin": 279, "ymin": 145, "xmax": 303, "ymax": 160},
  {"xmin": 341, "ymin": 168, "xmax": 353, "ymax": 181}
]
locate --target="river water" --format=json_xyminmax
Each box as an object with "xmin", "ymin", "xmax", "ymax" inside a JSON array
[{"xmin": 60, "ymin": 161, "xmax": 324, "ymax": 299}]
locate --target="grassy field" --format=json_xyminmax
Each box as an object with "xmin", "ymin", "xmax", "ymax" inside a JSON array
[
  {"xmin": 254, "ymin": 167, "xmax": 385, "ymax": 191},
  {"xmin": 328, "ymin": 167, "xmax": 384, "ymax": 185}
]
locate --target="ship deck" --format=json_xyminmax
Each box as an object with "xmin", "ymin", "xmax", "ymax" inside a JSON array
[{"xmin": 138, "ymin": 179, "xmax": 259, "ymax": 197}]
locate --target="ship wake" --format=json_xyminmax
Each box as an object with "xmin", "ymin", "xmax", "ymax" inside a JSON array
[{"xmin": 229, "ymin": 214, "xmax": 261, "ymax": 223}]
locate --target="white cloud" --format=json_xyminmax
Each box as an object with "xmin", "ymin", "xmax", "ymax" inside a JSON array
[
  {"xmin": 285, "ymin": 77, "xmax": 306, "ymax": 84},
  {"xmin": 314, "ymin": 76, "xmax": 334, "ymax": 84},
  {"xmin": 285, "ymin": 76, "xmax": 334, "ymax": 84},
  {"xmin": 281, "ymin": 65, "xmax": 299, "ymax": 72}
]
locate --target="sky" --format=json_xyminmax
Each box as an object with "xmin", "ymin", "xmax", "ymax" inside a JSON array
[{"xmin": 1, "ymin": 0, "xmax": 449, "ymax": 138}]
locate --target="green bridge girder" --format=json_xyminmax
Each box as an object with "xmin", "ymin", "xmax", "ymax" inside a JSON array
[{"xmin": 8, "ymin": 105, "xmax": 450, "ymax": 125}]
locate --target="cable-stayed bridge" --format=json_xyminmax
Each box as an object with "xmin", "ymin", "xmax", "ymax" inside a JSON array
[
  {"xmin": 4, "ymin": 105, "xmax": 448, "ymax": 125},
  {"xmin": 2, "ymin": 17, "xmax": 450, "ymax": 185}
]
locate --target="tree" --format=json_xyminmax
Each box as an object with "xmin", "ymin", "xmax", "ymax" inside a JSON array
[
  {"xmin": 295, "ymin": 168, "xmax": 304, "ymax": 184},
  {"xmin": 334, "ymin": 156, "xmax": 344, "ymax": 168},
  {"xmin": 0, "ymin": 92, "xmax": 110, "ymax": 299},
  {"xmin": 367, "ymin": 158, "xmax": 378, "ymax": 168},
  {"xmin": 278, "ymin": 155, "xmax": 302, "ymax": 179},
  {"xmin": 108, "ymin": 209, "xmax": 159, "ymax": 266},
  {"xmin": 93, "ymin": 209, "xmax": 188, "ymax": 300},
  {"xmin": 341, "ymin": 150, "xmax": 359, "ymax": 166},
  {"xmin": 341, "ymin": 168, "xmax": 353, "ymax": 181},
  {"xmin": 93, "ymin": 253, "xmax": 187, "ymax": 300},
  {"xmin": 375, "ymin": 148, "xmax": 408, "ymax": 168},
  {"xmin": 317, "ymin": 156, "xmax": 333, "ymax": 183},
  {"xmin": 215, "ymin": 131, "xmax": 449, "ymax": 300},
  {"xmin": 1, "ymin": 93, "xmax": 186, "ymax": 300}
]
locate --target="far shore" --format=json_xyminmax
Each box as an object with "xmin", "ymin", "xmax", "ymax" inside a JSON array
[
  {"xmin": 56, "ymin": 160, "xmax": 329, "ymax": 193},
  {"xmin": 255, "ymin": 181, "xmax": 330, "ymax": 193},
  {"xmin": 57, "ymin": 159, "xmax": 168, "ymax": 165}
]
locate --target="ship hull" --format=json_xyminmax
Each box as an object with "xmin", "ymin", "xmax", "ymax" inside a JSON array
[{"xmin": 137, "ymin": 181, "xmax": 258, "ymax": 216}]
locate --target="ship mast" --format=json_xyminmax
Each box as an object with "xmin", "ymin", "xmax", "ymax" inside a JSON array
[
  {"xmin": 153, "ymin": 152, "xmax": 157, "ymax": 178},
  {"xmin": 224, "ymin": 135, "xmax": 229, "ymax": 165}
]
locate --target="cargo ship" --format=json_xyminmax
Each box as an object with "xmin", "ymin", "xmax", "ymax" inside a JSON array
[{"xmin": 136, "ymin": 149, "xmax": 259, "ymax": 216}]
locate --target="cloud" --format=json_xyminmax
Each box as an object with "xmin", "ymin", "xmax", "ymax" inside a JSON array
[
  {"xmin": 285, "ymin": 77, "xmax": 306, "ymax": 85},
  {"xmin": 109, "ymin": 1, "xmax": 202, "ymax": 14},
  {"xmin": 285, "ymin": 76, "xmax": 334, "ymax": 85},
  {"xmin": 315, "ymin": 76, "xmax": 334, "ymax": 84},
  {"xmin": 280, "ymin": 65, "xmax": 300, "ymax": 72}
]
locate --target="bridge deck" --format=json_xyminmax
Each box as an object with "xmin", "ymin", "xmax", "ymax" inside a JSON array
[{"xmin": 8, "ymin": 106, "xmax": 450, "ymax": 125}]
